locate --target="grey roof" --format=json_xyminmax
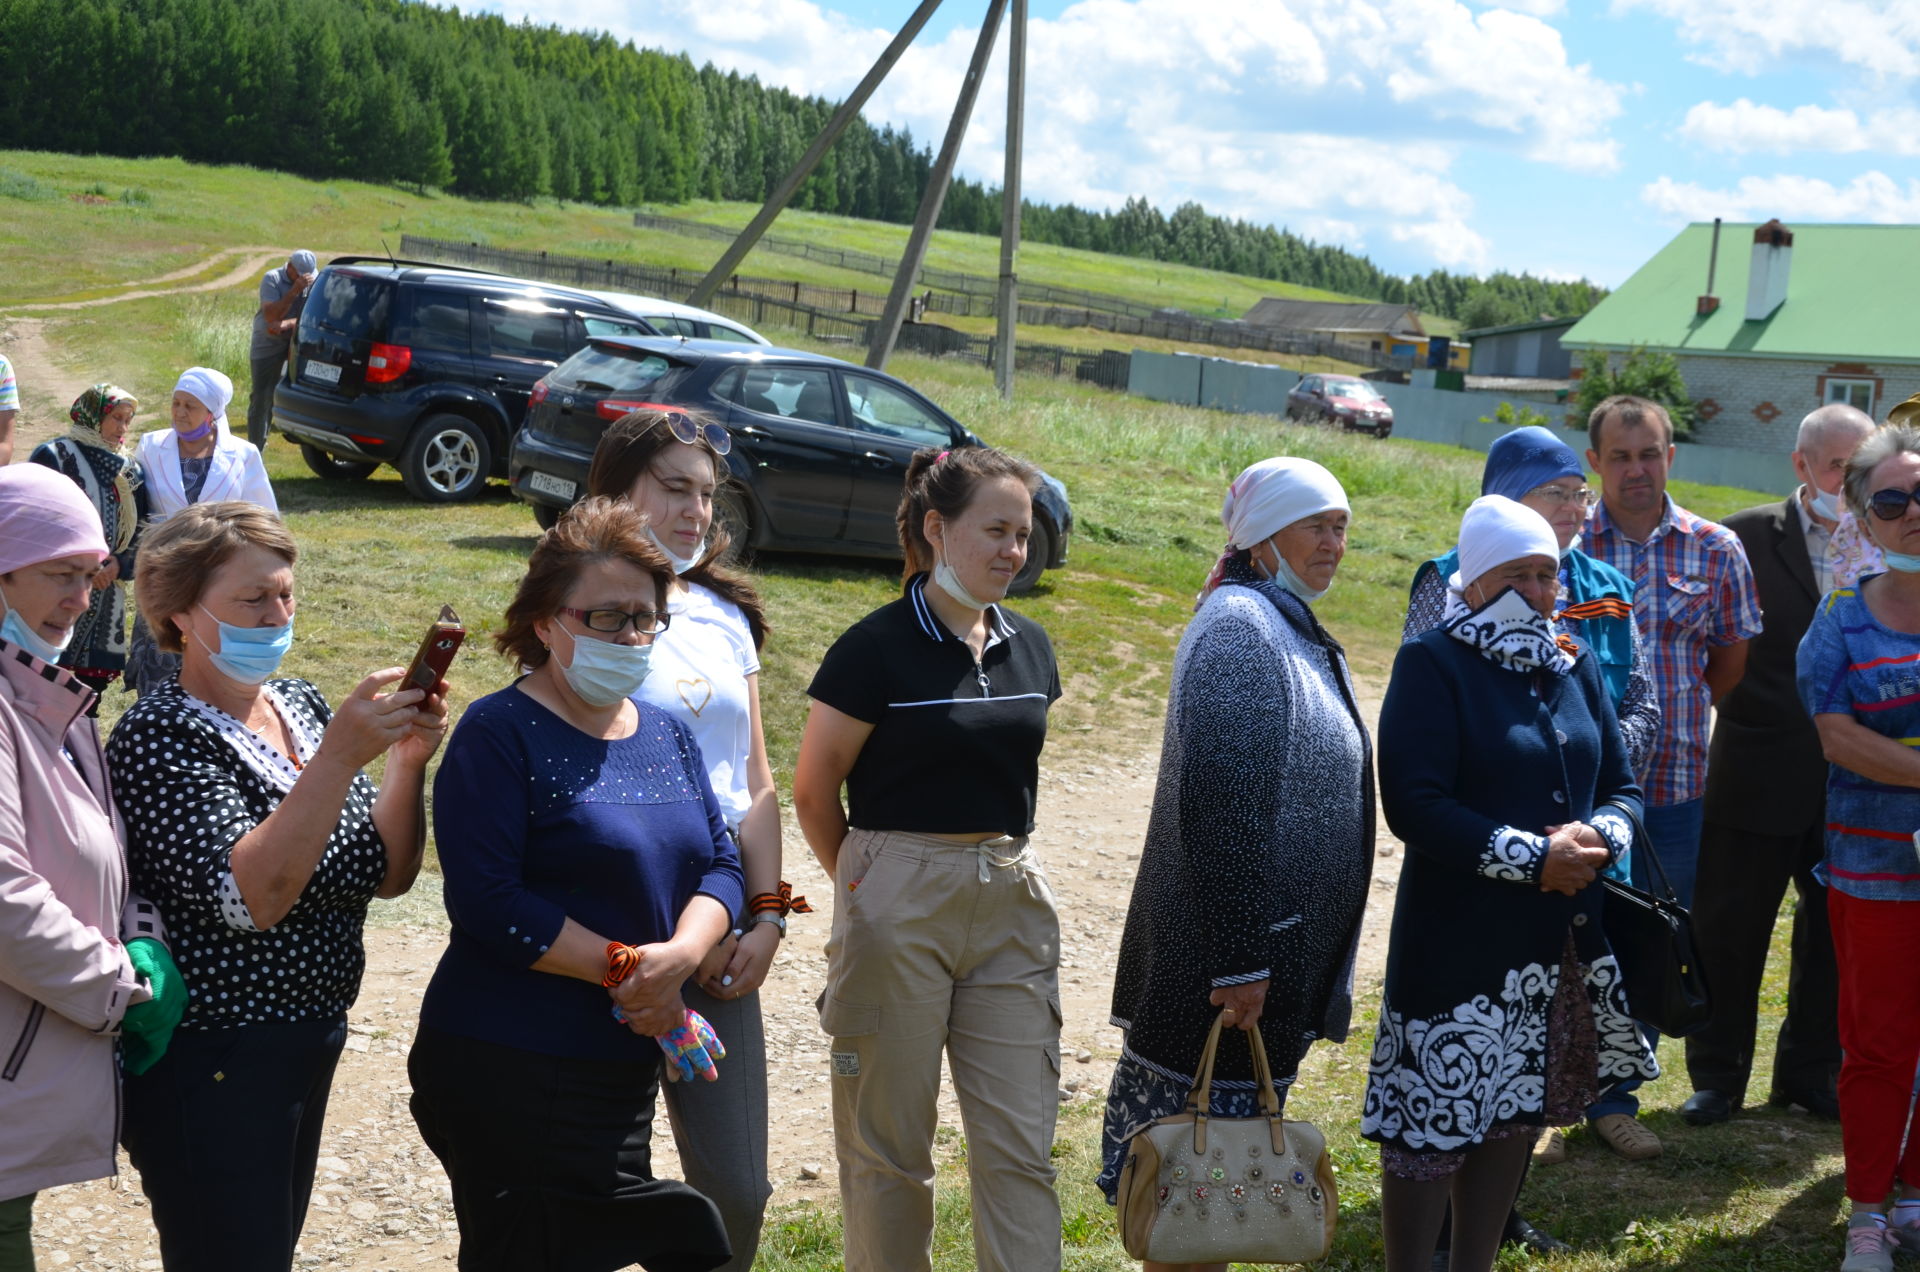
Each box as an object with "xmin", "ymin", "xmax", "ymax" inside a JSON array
[
  {"xmin": 1241, "ymin": 298, "xmax": 1426, "ymax": 337},
  {"xmin": 1458, "ymin": 316, "xmax": 1580, "ymax": 340}
]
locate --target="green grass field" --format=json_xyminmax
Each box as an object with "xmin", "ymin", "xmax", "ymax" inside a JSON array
[{"xmin": 3, "ymin": 153, "xmax": 1842, "ymax": 1270}]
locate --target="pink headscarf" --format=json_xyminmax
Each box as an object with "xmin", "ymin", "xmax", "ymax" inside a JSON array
[{"xmin": 0, "ymin": 464, "xmax": 111, "ymax": 575}]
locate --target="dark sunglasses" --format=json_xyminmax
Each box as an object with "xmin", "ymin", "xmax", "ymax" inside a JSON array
[
  {"xmin": 661, "ymin": 412, "xmax": 731, "ymax": 457},
  {"xmin": 1868, "ymin": 487, "xmax": 1920, "ymax": 521},
  {"xmin": 561, "ymin": 605, "xmax": 671, "ymax": 635}
]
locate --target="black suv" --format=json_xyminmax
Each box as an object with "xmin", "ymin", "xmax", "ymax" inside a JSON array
[
  {"xmin": 271, "ymin": 259, "xmax": 663, "ymax": 500},
  {"xmin": 508, "ymin": 337, "xmax": 1073, "ymax": 592}
]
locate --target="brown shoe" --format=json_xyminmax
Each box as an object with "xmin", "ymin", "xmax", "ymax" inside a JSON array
[
  {"xmin": 1592, "ymin": 1113, "xmax": 1663, "ymax": 1160},
  {"xmin": 1532, "ymin": 1128, "xmax": 1567, "ymax": 1164}
]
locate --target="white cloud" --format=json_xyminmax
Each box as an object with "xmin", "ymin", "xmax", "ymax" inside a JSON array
[
  {"xmin": 1641, "ymin": 171, "xmax": 1920, "ymax": 222},
  {"xmin": 1614, "ymin": 0, "xmax": 1920, "ymax": 78},
  {"xmin": 1678, "ymin": 98, "xmax": 1920, "ymax": 155},
  {"xmin": 501, "ymin": 0, "xmax": 1626, "ymax": 271}
]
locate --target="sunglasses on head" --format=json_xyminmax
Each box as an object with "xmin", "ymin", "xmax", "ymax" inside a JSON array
[
  {"xmin": 656, "ymin": 411, "xmax": 731, "ymax": 457},
  {"xmin": 1869, "ymin": 487, "xmax": 1920, "ymax": 521}
]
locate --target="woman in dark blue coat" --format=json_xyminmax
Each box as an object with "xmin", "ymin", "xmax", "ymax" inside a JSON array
[{"xmin": 1364, "ymin": 496, "xmax": 1654, "ymax": 1272}]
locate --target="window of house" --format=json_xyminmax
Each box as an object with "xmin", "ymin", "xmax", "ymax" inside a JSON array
[{"xmin": 1826, "ymin": 379, "xmax": 1876, "ymax": 413}]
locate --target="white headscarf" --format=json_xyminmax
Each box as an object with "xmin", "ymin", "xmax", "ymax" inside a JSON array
[
  {"xmin": 1449, "ymin": 495, "xmax": 1560, "ymax": 595},
  {"xmin": 173, "ymin": 367, "xmax": 234, "ymax": 426},
  {"xmin": 1203, "ymin": 457, "xmax": 1350, "ymax": 602}
]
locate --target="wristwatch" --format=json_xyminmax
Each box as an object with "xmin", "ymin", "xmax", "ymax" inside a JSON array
[{"xmin": 747, "ymin": 912, "xmax": 787, "ymax": 938}]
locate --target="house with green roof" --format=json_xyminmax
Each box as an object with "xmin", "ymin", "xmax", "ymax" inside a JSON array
[{"xmin": 1561, "ymin": 220, "xmax": 1920, "ymax": 451}]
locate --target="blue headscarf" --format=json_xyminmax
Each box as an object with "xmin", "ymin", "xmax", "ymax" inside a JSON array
[{"xmin": 1481, "ymin": 426, "xmax": 1583, "ymax": 501}]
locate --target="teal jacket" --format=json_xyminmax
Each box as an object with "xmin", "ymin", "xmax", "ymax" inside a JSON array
[{"xmin": 1411, "ymin": 547, "xmax": 1638, "ymax": 706}]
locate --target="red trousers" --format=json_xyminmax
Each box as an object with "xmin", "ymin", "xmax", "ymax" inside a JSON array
[{"xmin": 1831, "ymin": 888, "xmax": 1920, "ymax": 1203}]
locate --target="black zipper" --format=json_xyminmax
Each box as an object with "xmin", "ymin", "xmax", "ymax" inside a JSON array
[{"xmin": 3, "ymin": 1002, "xmax": 45, "ymax": 1081}]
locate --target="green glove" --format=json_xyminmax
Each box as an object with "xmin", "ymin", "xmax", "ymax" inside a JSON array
[{"xmin": 121, "ymin": 938, "xmax": 185, "ymax": 1077}]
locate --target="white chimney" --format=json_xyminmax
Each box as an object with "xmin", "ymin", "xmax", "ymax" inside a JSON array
[{"xmin": 1746, "ymin": 219, "xmax": 1793, "ymax": 321}]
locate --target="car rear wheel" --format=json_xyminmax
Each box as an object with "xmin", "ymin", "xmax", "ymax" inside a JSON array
[
  {"xmin": 532, "ymin": 502, "xmax": 563, "ymax": 531},
  {"xmin": 401, "ymin": 414, "xmax": 491, "ymax": 502},
  {"xmin": 1009, "ymin": 515, "xmax": 1053, "ymax": 595},
  {"xmin": 710, "ymin": 486, "xmax": 753, "ymax": 567},
  {"xmin": 300, "ymin": 443, "xmax": 377, "ymax": 481}
]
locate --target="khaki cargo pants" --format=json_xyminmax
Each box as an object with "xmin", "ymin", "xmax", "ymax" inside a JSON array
[{"xmin": 820, "ymin": 828, "xmax": 1063, "ymax": 1272}]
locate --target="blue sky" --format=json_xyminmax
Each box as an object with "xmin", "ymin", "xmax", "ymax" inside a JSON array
[{"xmin": 478, "ymin": 0, "xmax": 1920, "ymax": 288}]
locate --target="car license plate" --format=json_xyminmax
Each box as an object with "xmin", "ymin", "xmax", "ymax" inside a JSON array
[
  {"xmin": 528, "ymin": 471, "xmax": 576, "ymax": 500},
  {"xmin": 303, "ymin": 359, "xmax": 341, "ymax": 385}
]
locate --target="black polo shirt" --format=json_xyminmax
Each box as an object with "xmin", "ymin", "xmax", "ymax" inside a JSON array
[{"xmin": 807, "ymin": 574, "xmax": 1060, "ymax": 837}]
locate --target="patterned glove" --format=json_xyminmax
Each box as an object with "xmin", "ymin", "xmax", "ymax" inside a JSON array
[{"xmin": 656, "ymin": 1009, "xmax": 725, "ymax": 1083}]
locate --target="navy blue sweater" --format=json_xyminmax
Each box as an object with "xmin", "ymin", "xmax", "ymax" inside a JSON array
[{"xmin": 420, "ymin": 684, "xmax": 744, "ymax": 1061}]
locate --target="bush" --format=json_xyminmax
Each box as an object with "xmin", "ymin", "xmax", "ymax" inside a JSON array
[
  {"xmin": 0, "ymin": 167, "xmax": 54, "ymax": 200},
  {"xmin": 1572, "ymin": 346, "xmax": 1695, "ymax": 441}
]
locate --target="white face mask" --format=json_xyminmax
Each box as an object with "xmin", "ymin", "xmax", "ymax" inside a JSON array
[
  {"xmin": 932, "ymin": 556, "xmax": 994, "ymax": 611},
  {"xmin": 645, "ymin": 526, "xmax": 704, "ymax": 576},
  {"xmin": 555, "ymin": 624, "xmax": 654, "ymax": 707},
  {"xmin": 1808, "ymin": 485, "xmax": 1843, "ymax": 522}
]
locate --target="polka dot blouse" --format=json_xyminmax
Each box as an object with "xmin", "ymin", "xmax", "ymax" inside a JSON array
[{"xmin": 106, "ymin": 678, "xmax": 386, "ymax": 1030}]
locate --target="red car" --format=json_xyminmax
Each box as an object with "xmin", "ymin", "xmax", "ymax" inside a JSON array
[{"xmin": 1285, "ymin": 374, "xmax": 1394, "ymax": 438}]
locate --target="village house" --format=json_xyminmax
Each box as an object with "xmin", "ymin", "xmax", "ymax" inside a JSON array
[{"xmin": 1562, "ymin": 219, "xmax": 1920, "ymax": 451}]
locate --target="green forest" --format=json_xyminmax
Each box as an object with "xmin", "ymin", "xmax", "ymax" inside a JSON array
[{"xmin": 0, "ymin": 0, "xmax": 1603, "ymax": 324}]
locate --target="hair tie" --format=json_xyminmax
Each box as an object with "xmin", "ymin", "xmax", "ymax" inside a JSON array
[{"xmin": 935, "ymin": 450, "xmax": 950, "ymax": 463}]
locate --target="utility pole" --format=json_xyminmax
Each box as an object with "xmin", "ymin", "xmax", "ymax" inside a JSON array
[
  {"xmin": 683, "ymin": 0, "xmax": 947, "ymax": 309},
  {"xmin": 865, "ymin": 0, "xmax": 1009, "ymax": 370},
  {"xmin": 993, "ymin": 0, "xmax": 1027, "ymax": 399}
]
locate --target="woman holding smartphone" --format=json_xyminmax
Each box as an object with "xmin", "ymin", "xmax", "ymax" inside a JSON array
[
  {"xmin": 585, "ymin": 409, "xmax": 789, "ymax": 1271},
  {"xmin": 793, "ymin": 444, "xmax": 1064, "ymax": 1272}
]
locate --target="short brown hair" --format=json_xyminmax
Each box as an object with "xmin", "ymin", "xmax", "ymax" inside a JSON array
[
  {"xmin": 136, "ymin": 502, "xmax": 298, "ymax": 652},
  {"xmin": 1588, "ymin": 394, "xmax": 1673, "ymax": 451},
  {"xmin": 895, "ymin": 445, "xmax": 1040, "ymax": 578},
  {"xmin": 494, "ymin": 497, "xmax": 673, "ymax": 669}
]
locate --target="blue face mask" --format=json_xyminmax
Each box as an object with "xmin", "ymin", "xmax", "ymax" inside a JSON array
[
  {"xmin": 556, "ymin": 623, "xmax": 654, "ymax": 707},
  {"xmin": 0, "ymin": 584, "xmax": 71, "ymax": 665},
  {"xmin": 1809, "ymin": 486, "xmax": 1843, "ymax": 522},
  {"xmin": 194, "ymin": 606, "xmax": 293, "ymax": 685},
  {"xmin": 1883, "ymin": 550, "xmax": 1920, "ymax": 574}
]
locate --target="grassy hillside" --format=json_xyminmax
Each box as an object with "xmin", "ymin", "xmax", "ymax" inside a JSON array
[{"xmin": 647, "ymin": 199, "xmax": 1374, "ymax": 319}]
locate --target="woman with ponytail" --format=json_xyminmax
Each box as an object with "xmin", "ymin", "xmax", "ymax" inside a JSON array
[
  {"xmin": 1100, "ymin": 457, "xmax": 1374, "ymax": 1272},
  {"xmin": 586, "ymin": 409, "xmax": 781, "ymax": 1272},
  {"xmin": 792, "ymin": 444, "xmax": 1065, "ymax": 1272}
]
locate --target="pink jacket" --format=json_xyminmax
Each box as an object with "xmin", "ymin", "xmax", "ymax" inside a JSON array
[{"xmin": 0, "ymin": 642, "xmax": 157, "ymax": 1200}]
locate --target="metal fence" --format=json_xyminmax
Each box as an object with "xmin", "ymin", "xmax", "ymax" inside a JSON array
[
  {"xmin": 394, "ymin": 235, "xmax": 1130, "ymax": 390},
  {"xmin": 633, "ymin": 210, "xmax": 1160, "ymax": 316}
]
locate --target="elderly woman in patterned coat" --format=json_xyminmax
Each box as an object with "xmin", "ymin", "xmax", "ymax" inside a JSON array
[
  {"xmin": 1101, "ymin": 457, "xmax": 1374, "ymax": 1272},
  {"xmin": 1364, "ymin": 496, "xmax": 1654, "ymax": 1272}
]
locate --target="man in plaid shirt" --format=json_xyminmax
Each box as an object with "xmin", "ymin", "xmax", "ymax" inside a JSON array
[{"xmin": 1582, "ymin": 394, "xmax": 1764, "ymax": 1162}]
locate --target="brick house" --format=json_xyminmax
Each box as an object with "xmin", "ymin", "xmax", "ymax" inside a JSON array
[{"xmin": 1561, "ymin": 220, "xmax": 1920, "ymax": 451}]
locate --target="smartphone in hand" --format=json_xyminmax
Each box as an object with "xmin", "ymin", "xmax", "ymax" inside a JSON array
[{"xmin": 402, "ymin": 604, "xmax": 464, "ymax": 694}]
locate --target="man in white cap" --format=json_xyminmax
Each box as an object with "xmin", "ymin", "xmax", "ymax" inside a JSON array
[{"xmin": 247, "ymin": 250, "xmax": 318, "ymax": 449}]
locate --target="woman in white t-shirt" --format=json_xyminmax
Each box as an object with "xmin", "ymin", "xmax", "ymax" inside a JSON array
[{"xmin": 587, "ymin": 409, "xmax": 789, "ymax": 1272}]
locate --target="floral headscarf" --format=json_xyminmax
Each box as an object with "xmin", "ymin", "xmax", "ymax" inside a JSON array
[
  {"xmin": 68, "ymin": 383, "xmax": 139, "ymax": 448},
  {"xmin": 66, "ymin": 383, "xmax": 141, "ymax": 552}
]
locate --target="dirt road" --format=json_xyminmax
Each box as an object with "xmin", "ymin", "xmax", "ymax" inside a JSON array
[{"xmin": 27, "ymin": 686, "xmax": 1406, "ymax": 1270}]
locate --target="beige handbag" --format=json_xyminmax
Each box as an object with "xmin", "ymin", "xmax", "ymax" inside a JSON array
[{"xmin": 1116, "ymin": 1010, "xmax": 1337, "ymax": 1265}]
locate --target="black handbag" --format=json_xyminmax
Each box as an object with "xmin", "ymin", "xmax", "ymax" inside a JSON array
[{"xmin": 1598, "ymin": 802, "xmax": 1713, "ymax": 1037}]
